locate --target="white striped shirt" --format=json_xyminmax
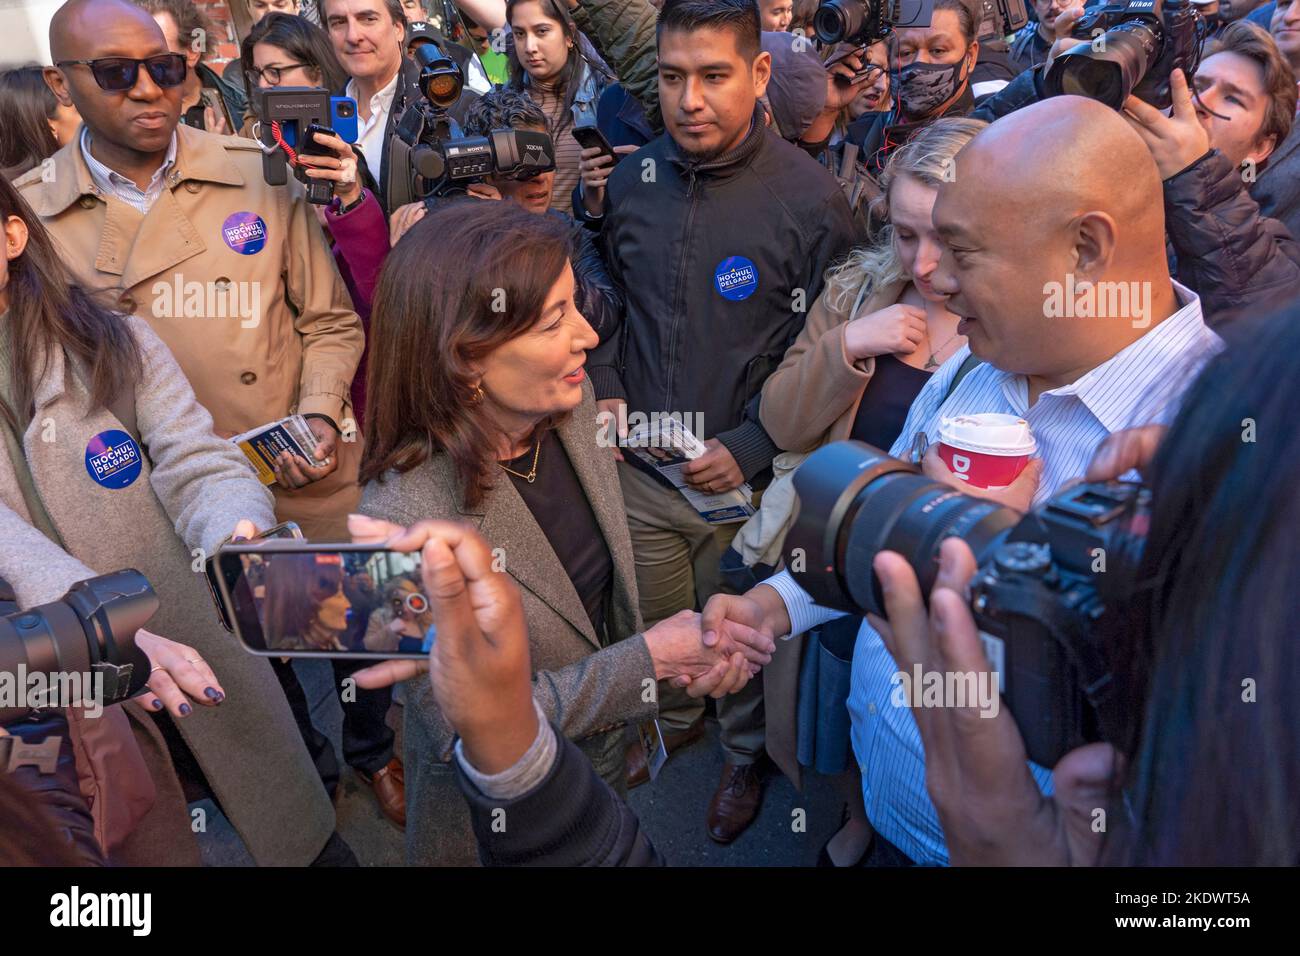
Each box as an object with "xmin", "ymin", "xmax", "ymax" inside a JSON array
[
  {"xmin": 80, "ymin": 126, "xmax": 177, "ymax": 215},
  {"xmin": 765, "ymin": 281, "xmax": 1220, "ymax": 865}
]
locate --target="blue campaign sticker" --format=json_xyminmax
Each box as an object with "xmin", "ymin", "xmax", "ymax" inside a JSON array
[
  {"xmin": 85, "ymin": 430, "xmax": 143, "ymax": 489},
  {"xmin": 221, "ymin": 211, "xmax": 268, "ymax": 255},
  {"xmin": 715, "ymin": 256, "xmax": 759, "ymax": 301}
]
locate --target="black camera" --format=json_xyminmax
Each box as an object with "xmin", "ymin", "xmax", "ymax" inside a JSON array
[
  {"xmin": 386, "ymin": 39, "xmax": 556, "ymax": 209},
  {"xmin": 1043, "ymin": 0, "xmax": 1203, "ymax": 110},
  {"xmin": 814, "ymin": 0, "xmax": 934, "ymax": 47},
  {"xmin": 786, "ymin": 441, "xmax": 1148, "ymax": 766},
  {"xmin": 255, "ymin": 87, "xmax": 361, "ymax": 205},
  {"xmin": 0, "ymin": 570, "xmax": 157, "ymax": 723}
]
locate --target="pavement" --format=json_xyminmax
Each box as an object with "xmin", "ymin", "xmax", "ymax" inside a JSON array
[{"xmin": 195, "ymin": 659, "xmax": 845, "ymax": 867}]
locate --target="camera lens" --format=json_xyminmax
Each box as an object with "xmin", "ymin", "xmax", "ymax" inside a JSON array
[
  {"xmin": 1044, "ymin": 21, "xmax": 1163, "ymax": 110},
  {"xmin": 785, "ymin": 441, "xmax": 1022, "ymax": 617},
  {"xmin": 813, "ymin": 0, "xmax": 865, "ymax": 45},
  {"xmin": 337, "ymin": 102, "xmax": 354, "ymax": 118}
]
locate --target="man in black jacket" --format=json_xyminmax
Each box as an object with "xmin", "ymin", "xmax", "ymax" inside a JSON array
[{"xmin": 587, "ymin": 0, "xmax": 855, "ymax": 844}]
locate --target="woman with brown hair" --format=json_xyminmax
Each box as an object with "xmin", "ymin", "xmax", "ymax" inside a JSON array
[
  {"xmin": 0, "ymin": 66, "xmax": 81, "ymax": 179},
  {"xmin": 354, "ymin": 199, "xmax": 773, "ymax": 865}
]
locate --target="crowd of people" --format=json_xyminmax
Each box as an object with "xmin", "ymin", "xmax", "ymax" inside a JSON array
[{"xmin": 0, "ymin": 0, "xmax": 1296, "ymax": 868}]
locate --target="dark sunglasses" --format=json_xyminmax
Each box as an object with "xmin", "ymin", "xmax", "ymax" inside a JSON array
[{"xmin": 56, "ymin": 54, "xmax": 187, "ymax": 92}]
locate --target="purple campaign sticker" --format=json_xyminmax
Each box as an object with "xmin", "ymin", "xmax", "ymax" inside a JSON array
[
  {"xmin": 715, "ymin": 256, "xmax": 758, "ymax": 301},
  {"xmin": 85, "ymin": 430, "xmax": 143, "ymax": 489},
  {"xmin": 222, "ymin": 211, "xmax": 268, "ymax": 255}
]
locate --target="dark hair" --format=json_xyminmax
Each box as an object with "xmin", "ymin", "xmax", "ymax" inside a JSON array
[
  {"xmin": 1206, "ymin": 19, "xmax": 1297, "ymax": 157},
  {"xmin": 132, "ymin": 0, "xmax": 217, "ymax": 60},
  {"xmin": 930, "ymin": 0, "xmax": 978, "ymax": 44},
  {"xmin": 656, "ymin": 0, "xmax": 762, "ymax": 62},
  {"xmin": 505, "ymin": 0, "xmax": 609, "ymax": 133},
  {"xmin": 360, "ymin": 200, "xmax": 572, "ymax": 506},
  {"xmin": 1103, "ymin": 309, "xmax": 1300, "ymax": 865},
  {"xmin": 241, "ymin": 11, "xmax": 348, "ymax": 94},
  {"xmin": 0, "ymin": 177, "xmax": 141, "ymax": 435},
  {"xmin": 0, "ymin": 67, "xmax": 61, "ymax": 179},
  {"xmin": 318, "ymin": 0, "xmax": 404, "ymax": 27},
  {"xmin": 263, "ymin": 553, "xmax": 345, "ymax": 649},
  {"xmin": 462, "ymin": 86, "xmax": 549, "ymax": 135}
]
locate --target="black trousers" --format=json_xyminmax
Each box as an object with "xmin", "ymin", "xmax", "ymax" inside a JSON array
[{"xmin": 271, "ymin": 658, "xmax": 395, "ymax": 797}]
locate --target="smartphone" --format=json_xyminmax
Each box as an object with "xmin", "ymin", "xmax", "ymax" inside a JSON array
[
  {"xmin": 213, "ymin": 542, "xmax": 434, "ymax": 660},
  {"xmin": 205, "ymin": 522, "xmax": 302, "ymax": 631},
  {"xmin": 571, "ymin": 124, "xmax": 620, "ymax": 166}
]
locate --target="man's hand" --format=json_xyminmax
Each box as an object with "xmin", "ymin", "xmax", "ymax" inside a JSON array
[
  {"xmin": 579, "ymin": 144, "xmax": 636, "ymax": 217},
  {"xmin": 1121, "ymin": 70, "xmax": 1211, "ymax": 181},
  {"xmin": 843, "ymin": 303, "xmax": 929, "ymax": 360},
  {"xmin": 642, "ymin": 608, "xmax": 775, "ymax": 683},
  {"xmin": 466, "ymin": 182, "xmax": 503, "ymax": 201},
  {"xmin": 1085, "ymin": 424, "xmax": 1167, "ymax": 482},
  {"xmin": 1043, "ymin": 4, "xmax": 1087, "ymax": 76},
  {"xmin": 273, "ymin": 416, "xmax": 339, "ymax": 490},
  {"xmin": 682, "ymin": 438, "xmax": 744, "ymax": 493},
  {"xmin": 871, "ymin": 538, "xmax": 1118, "ymax": 865},
  {"xmin": 799, "ymin": 51, "xmax": 885, "ymax": 146},
  {"xmin": 922, "ymin": 446, "xmax": 1043, "ymax": 513},
  {"xmin": 595, "ymin": 397, "xmax": 627, "ymax": 461},
  {"xmin": 351, "ymin": 516, "xmax": 538, "ymax": 774},
  {"xmin": 388, "ymin": 201, "xmax": 427, "ymax": 246},
  {"xmin": 670, "ymin": 588, "xmax": 792, "ymax": 697}
]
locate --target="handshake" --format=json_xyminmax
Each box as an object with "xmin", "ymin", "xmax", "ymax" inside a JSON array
[{"xmin": 639, "ymin": 602, "xmax": 778, "ymax": 700}]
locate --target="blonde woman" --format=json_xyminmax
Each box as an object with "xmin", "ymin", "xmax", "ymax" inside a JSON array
[{"xmin": 744, "ymin": 117, "xmax": 988, "ymax": 866}]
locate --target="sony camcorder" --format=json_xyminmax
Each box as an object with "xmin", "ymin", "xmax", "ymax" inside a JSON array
[
  {"xmin": 386, "ymin": 39, "xmax": 556, "ymax": 209},
  {"xmin": 785, "ymin": 441, "xmax": 1149, "ymax": 766},
  {"xmin": 1043, "ymin": 0, "xmax": 1203, "ymax": 110},
  {"xmin": 0, "ymin": 570, "xmax": 157, "ymax": 723}
]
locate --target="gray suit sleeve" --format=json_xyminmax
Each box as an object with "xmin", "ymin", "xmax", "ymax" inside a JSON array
[{"xmin": 531, "ymin": 633, "xmax": 657, "ymax": 741}]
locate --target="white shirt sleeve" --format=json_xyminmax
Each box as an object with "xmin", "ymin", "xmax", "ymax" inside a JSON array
[{"xmin": 760, "ymin": 570, "xmax": 847, "ymax": 638}]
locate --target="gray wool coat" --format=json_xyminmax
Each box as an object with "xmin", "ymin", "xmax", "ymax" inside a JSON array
[
  {"xmin": 0, "ymin": 315, "xmax": 334, "ymax": 865},
  {"xmin": 360, "ymin": 385, "xmax": 657, "ymax": 866}
]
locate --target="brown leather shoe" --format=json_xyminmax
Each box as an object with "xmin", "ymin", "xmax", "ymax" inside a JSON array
[
  {"xmin": 624, "ymin": 717, "xmax": 705, "ymax": 789},
  {"xmin": 706, "ymin": 762, "xmax": 764, "ymax": 844},
  {"xmin": 357, "ymin": 756, "xmax": 405, "ymax": 828}
]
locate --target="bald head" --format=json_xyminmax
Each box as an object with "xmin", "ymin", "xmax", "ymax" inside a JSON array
[
  {"xmin": 928, "ymin": 95, "xmax": 1179, "ymax": 388},
  {"xmin": 50, "ymin": 0, "xmax": 166, "ymax": 61}
]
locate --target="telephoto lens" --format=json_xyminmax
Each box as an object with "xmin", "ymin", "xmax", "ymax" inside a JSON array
[
  {"xmin": 0, "ymin": 570, "xmax": 157, "ymax": 723},
  {"xmin": 784, "ymin": 441, "xmax": 1021, "ymax": 617},
  {"xmin": 1045, "ymin": 19, "xmax": 1163, "ymax": 109},
  {"xmin": 814, "ymin": 0, "xmax": 869, "ymax": 44}
]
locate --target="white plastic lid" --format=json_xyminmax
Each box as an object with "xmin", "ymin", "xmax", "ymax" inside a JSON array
[{"xmin": 937, "ymin": 413, "xmax": 1037, "ymax": 456}]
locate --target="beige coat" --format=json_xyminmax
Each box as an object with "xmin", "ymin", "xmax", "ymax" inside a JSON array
[
  {"xmin": 14, "ymin": 125, "xmax": 365, "ymax": 540},
  {"xmin": 360, "ymin": 385, "xmax": 658, "ymax": 865},
  {"xmin": 755, "ymin": 278, "xmax": 907, "ymax": 790},
  {"xmin": 0, "ymin": 316, "xmax": 335, "ymax": 864}
]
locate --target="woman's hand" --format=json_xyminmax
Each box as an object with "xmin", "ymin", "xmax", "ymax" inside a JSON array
[
  {"xmin": 388, "ymin": 201, "xmax": 427, "ymax": 246},
  {"xmin": 350, "ymin": 514, "xmax": 537, "ymax": 774},
  {"xmin": 134, "ymin": 629, "xmax": 226, "ymax": 718},
  {"xmin": 296, "ymin": 129, "xmax": 363, "ymax": 207},
  {"xmin": 271, "ymin": 417, "xmax": 339, "ymax": 490},
  {"xmin": 642, "ymin": 608, "xmax": 774, "ymax": 683},
  {"xmin": 579, "ymin": 144, "xmax": 637, "ymax": 217},
  {"xmin": 843, "ymin": 303, "xmax": 928, "ymax": 361},
  {"xmin": 868, "ymin": 538, "xmax": 1119, "ymax": 865}
]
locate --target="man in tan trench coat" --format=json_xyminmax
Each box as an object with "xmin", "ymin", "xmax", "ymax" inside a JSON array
[{"xmin": 17, "ymin": 0, "xmax": 365, "ymax": 543}]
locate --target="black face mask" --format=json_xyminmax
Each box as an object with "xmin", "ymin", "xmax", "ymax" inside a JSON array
[{"xmin": 897, "ymin": 55, "xmax": 969, "ymax": 119}]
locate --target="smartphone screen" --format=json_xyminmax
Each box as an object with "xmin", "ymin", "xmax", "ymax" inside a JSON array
[
  {"xmin": 205, "ymin": 522, "xmax": 301, "ymax": 631},
  {"xmin": 216, "ymin": 544, "xmax": 433, "ymax": 660}
]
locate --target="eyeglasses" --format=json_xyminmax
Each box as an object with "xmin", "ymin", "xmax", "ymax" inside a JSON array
[
  {"xmin": 246, "ymin": 63, "xmax": 311, "ymax": 86},
  {"xmin": 55, "ymin": 54, "xmax": 188, "ymax": 92}
]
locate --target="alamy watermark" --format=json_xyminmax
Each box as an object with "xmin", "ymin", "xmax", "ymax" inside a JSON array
[
  {"xmin": 151, "ymin": 274, "xmax": 262, "ymax": 328},
  {"xmin": 1043, "ymin": 275, "xmax": 1152, "ymax": 329},
  {"xmin": 0, "ymin": 665, "xmax": 105, "ymax": 718}
]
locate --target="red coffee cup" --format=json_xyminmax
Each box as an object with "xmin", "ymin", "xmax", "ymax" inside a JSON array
[{"xmin": 935, "ymin": 413, "xmax": 1036, "ymax": 490}]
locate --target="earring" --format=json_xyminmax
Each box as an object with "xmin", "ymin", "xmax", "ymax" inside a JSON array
[{"xmin": 470, "ymin": 385, "xmax": 485, "ymax": 404}]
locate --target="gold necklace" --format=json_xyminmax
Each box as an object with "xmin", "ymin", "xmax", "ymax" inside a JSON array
[{"xmin": 499, "ymin": 441, "xmax": 542, "ymax": 483}]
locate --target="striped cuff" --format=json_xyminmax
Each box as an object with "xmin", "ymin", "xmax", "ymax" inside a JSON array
[{"xmin": 760, "ymin": 570, "xmax": 847, "ymax": 638}]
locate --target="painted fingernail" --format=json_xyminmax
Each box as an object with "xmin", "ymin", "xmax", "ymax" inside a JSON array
[
  {"xmin": 151, "ymin": 698, "xmax": 163, "ymax": 710},
  {"xmin": 179, "ymin": 702, "xmax": 192, "ymax": 716},
  {"xmin": 204, "ymin": 687, "xmax": 224, "ymax": 702}
]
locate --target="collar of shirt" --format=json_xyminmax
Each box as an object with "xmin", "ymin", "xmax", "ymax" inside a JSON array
[
  {"xmin": 346, "ymin": 70, "xmax": 401, "ymax": 135},
  {"xmin": 984, "ymin": 280, "xmax": 1212, "ymax": 434},
  {"xmin": 80, "ymin": 125, "xmax": 177, "ymax": 201}
]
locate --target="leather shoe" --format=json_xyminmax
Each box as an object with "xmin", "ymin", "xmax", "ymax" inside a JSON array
[
  {"xmin": 357, "ymin": 756, "xmax": 405, "ymax": 828},
  {"xmin": 624, "ymin": 717, "xmax": 704, "ymax": 789},
  {"xmin": 706, "ymin": 761, "xmax": 763, "ymax": 844}
]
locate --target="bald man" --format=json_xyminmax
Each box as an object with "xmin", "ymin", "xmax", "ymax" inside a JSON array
[
  {"xmin": 696, "ymin": 96, "xmax": 1222, "ymax": 866},
  {"xmin": 15, "ymin": 0, "xmax": 376, "ymax": 862}
]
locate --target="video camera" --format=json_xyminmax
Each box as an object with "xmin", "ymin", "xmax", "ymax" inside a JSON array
[
  {"xmin": 1043, "ymin": 0, "xmax": 1203, "ymax": 110},
  {"xmin": 0, "ymin": 570, "xmax": 157, "ymax": 723},
  {"xmin": 813, "ymin": 0, "xmax": 934, "ymax": 46},
  {"xmin": 386, "ymin": 38, "xmax": 556, "ymax": 210},
  {"xmin": 786, "ymin": 441, "xmax": 1149, "ymax": 767},
  {"xmin": 255, "ymin": 88, "xmax": 360, "ymax": 205},
  {"xmin": 974, "ymin": 0, "xmax": 1029, "ymax": 40}
]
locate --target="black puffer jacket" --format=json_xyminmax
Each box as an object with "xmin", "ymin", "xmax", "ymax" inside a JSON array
[
  {"xmin": 1164, "ymin": 149, "xmax": 1300, "ymax": 329},
  {"xmin": 549, "ymin": 209, "xmax": 625, "ymax": 344},
  {"xmin": 591, "ymin": 107, "xmax": 857, "ymax": 481}
]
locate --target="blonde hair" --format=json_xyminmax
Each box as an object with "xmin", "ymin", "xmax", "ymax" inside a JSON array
[{"xmin": 823, "ymin": 117, "xmax": 988, "ymax": 316}]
